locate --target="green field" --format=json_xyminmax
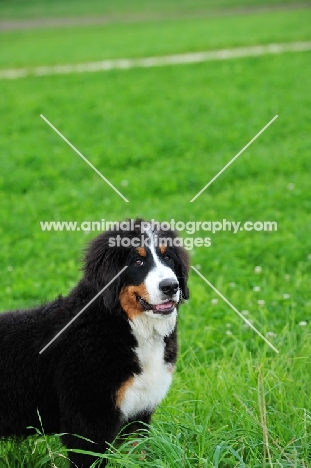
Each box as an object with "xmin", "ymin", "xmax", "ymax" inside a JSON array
[
  {"xmin": 0, "ymin": 0, "xmax": 308, "ymax": 19},
  {"xmin": 1, "ymin": 0, "xmax": 311, "ymax": 466},
  {"xmin": 1, "ymin": 8, "xmax": 311, "ymax": 69}
]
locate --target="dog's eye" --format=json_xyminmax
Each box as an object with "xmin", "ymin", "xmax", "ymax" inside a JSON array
[
  {"xmin": 135, "ymin": 259, "xmax": 144, "ymax": 266},
  {"xmin": 164, "ymin": 255, "xmax": 171, "ymax": 262}
]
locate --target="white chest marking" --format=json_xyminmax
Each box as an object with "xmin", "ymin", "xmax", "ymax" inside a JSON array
[{"xmin": 118, "ymin": 314, "xmax": 176, "ymax": 421}]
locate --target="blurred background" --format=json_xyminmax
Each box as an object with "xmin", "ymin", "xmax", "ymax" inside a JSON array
[{"xmin": 0, "ymin": 0, "xmax": 310, "ymax": 305}]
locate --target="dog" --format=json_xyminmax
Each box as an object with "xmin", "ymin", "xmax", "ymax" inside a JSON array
[{"xmin": 0, "ymin": 219, "xmax": 189, "ymax": 467}]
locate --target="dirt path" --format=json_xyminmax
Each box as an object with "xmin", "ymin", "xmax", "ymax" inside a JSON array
[
  {"xmin": 1, "ymin": 2, "xmax": 311, "ymax": 31},
  {"xmin": 1, "ymin": 41, "xmax": 311, "ymax": 80}
]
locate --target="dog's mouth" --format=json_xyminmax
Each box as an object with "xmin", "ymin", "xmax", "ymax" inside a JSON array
[{"xmin": 137, "ymin": 296, "xmax": 176, "ymax": 315}]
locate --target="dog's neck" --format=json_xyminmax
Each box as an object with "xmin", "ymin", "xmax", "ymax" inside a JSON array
[{"xmin": 129, "ymin": 310, "xmax": 177, "ymax": 340}]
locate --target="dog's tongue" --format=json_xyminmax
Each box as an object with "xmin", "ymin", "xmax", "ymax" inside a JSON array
[{"xmin": 154, "ymin": 301, "xmax": 175, "ymax": 312}]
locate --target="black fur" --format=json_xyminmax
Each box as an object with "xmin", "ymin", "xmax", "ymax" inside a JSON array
[{"xmin": 0, "ymin": 219, "xmax": 189, "ymax": 467}]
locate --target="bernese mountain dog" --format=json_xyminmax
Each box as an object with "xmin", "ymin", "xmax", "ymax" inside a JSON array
[{"xmin": 0, "ymin": 219, "xmax": 189, "ymax": 467}]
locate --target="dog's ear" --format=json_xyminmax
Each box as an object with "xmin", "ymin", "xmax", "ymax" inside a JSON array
[
  {"xmin": 83, "ymin": 232, "xmax": 128, "ymax": 310},
  {"xmin": 175, "ymin": 246, "xmax": 190, "ymax": 300}
]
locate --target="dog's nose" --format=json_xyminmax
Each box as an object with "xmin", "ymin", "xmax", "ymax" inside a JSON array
[{"xmin": 159, "ymin": 279, "xmax": 179, "ymax": 296}]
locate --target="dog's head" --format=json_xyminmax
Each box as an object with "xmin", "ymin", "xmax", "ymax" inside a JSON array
[{"xmin": 83, "ymin": 219, "xmax": 189, "ymax": 319}]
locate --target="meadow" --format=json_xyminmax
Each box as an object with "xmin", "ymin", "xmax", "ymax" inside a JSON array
[{"xmin": 0, "ymin": 0, "xmax": 311, "ymax": 466}]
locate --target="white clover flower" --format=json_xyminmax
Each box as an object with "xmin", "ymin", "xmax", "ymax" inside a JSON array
[
  {"xmin": 229, "ymin": 282, "xmax": 236, "ymax": 288},
  {"xmin": 284, "ymin": 274, "xmax": 291, "ymax": 281},
  {"xmin": 254, "ymin": 266, "xmax": 262, "ymax": 274},
  {"xmin": 283, "ymin": 293, "xmax": 290, "ymax": 299},
  {"xmin": 287, "ymin": 183, "xmax": 295, "ymax": 190},
  {"xmin": 211, "ymin": 298, "xmax": 218, "ymax": 305},
  {"xmin": 253, "ymin": 286, "xmax": 261, "ymax": 292},
  {"xmin": 266, "ymin": 331, "xmax": 277, "ymax": 338},
  {"xmin": 299, "ymin": 321, "xmax": 307, "ymax": 327},
  {"xmin": 241, "ymin": 310, "xmax": 249, "ymax": 316},
  {"xmin": 7, "ymin": 265, "xmax": 13, "ymax": 272},
  {"xmin": 226, "ymin": 330, "xmax": 233, "ymax": 336},
  {"xmin": 257, "ymin": 299, "xmax": 265, "ymax": 307},
  {"xmin": 121, "ymin": 180, "xmax": 129, "ymax": 187}
]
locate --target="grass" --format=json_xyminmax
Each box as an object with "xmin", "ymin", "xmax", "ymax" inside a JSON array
[
  {"xmin": 1, "ymin": 9, "xmax": 311, "ymax": 69},
  {"xmin": 0, "ymin": 0, "xmax": 311, "ymax": 466},
  {"xmin": 0, "ymin": 0, "xmax": 307, "ymax": 20}
]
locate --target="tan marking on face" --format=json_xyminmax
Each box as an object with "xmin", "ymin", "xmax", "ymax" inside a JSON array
[
  {"xmin": 136, "ymin": 247, "xmax": 147, "ymax": 257},
  {"xmin": 119, "ymin": 283, "xmax": 149, "ymax": 320},
  {"xmin": 116, "ymin": 377, "xmax": 135, "ymax": 408},
  {"xmin": 159, "ymin": 244, "xmax": 166, "ymax": 254}
]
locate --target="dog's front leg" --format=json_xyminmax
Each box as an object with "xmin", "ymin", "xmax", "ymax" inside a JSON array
[{"xmin": 61, "ymin": 418, "xmax": 121, "ymax": 468}]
